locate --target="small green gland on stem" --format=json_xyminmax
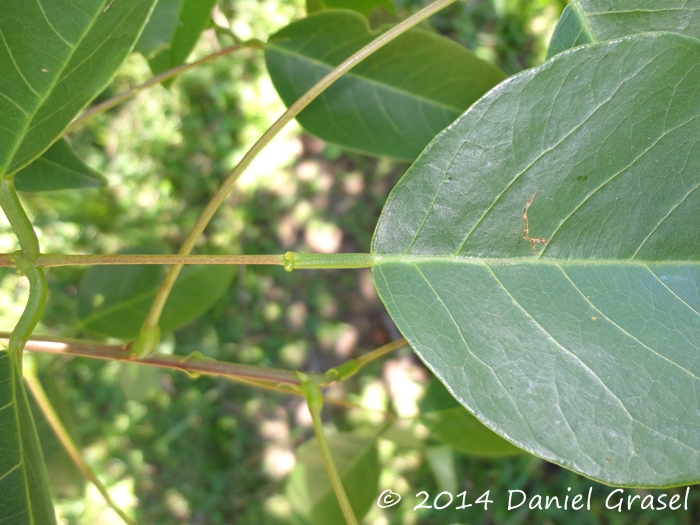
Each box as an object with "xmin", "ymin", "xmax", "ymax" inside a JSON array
[
  {"xmin": 297, "ymin": 371, "xmax": 324, "ymax": 413},
  {"xmin": 131, "ymin": 325, "xmax": 161, "ymax": 357},
  {"xmin": 324, "ymin": 359, "xmax": 360, "ymax": 384}
]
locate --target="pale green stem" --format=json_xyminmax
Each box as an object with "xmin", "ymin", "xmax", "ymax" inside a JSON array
[
  {"xmin": 138, "ymin": 0, "xmax": 459, "ymax": 355},
  {"xmin": 299, "ymin": 373, "xmax": 359, "ymax": 525},
  {"xmin": 35, "ymin": 253, "xmax": 285, "ymax": 267},
  {"xmin": 65, "ymin": 42, "xmax": 262, "ymax": 133},
  {"xmin": 24, "ymin": 368, "xmax": 137, "ymax": 525},
  {"xmin": 0, "ymin": 179, "xmax": 40, "ymax": 260},
  {"xmin": 282, "ymin": 252, "xmax": 372, "ymax": 271},
  {"xmin": 324, "ymin": 338, "xmax": 407, "ymax": 384},
  {"xmin": 0, "ymin": 179, "xmax": 47, "ymax": 363}
]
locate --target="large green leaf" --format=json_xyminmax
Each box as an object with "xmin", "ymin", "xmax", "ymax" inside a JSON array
[
  {"xmin": 0, "ymin": 0, "xmax": 158, "ymax": 178},
  {"xmin": 286, "ymin": 433, "xmax": 379, "ymax": 525},
  {"xmin": 265, "ymin": 10, "xmax": 505, "ymax": 161},
  {"xmin": 548, "ymin": 0, "xmax": 700, "ymax": 57},
  {"xmin": 0, "ymin": 352, "xmax": 55, "ymax": 524},
  {"xmin": 137, "ymin": 0, "xmax": 217, "ymax": 77},
  {"xmin": 420, "ymin": 377, "xmax": 523, "ymax": 457},
  {"xmin": 77, "ymin": 261, "xmax": 236, "ymax": 339},
  {"xmin": 14, "ymin": 139, "xmax": 106, "ymax": 192},
  {"xmin": 372, "ymin": 32, "xmax": 700, "ymax": 487}
]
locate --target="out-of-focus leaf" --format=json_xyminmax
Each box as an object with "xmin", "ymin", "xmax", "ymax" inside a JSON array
[
  {"xmin": 548, "ymin": 0, "xmax": 700, "ymax": 57},
  {"xmin": 265, "ymin": 10, "xmax": 505, "ymax": 161},
  {"xmin": 14, "ymin": 139, "xmax": 106, "ymax": 192},
  {"xmin": 424, "ymin": 446, "xmax": 458, "ymax": 494},
  {"xmin": 420, "ymin": 378, "xmax": 522, "ymax": 457},
  {"xmin": 77, "ymin": 257, "xmax": 236, "ymax": 339},
  {"xmin": 286, "ymin": 433, "xmax": 379, "ymax": 525},
  {"xmin": 0, "ymin": 352, "xmax": 56, "ymax": 524},
  {"xmin": 372, "ymin": 32, "xmax": 700, "ymax": 487},
  {"xmin": 136, "ymin": 0, "xmax": 183, "ymax": 58},
  {"xmin": 138, "ymin": 0, "xmax": 217, "ymax": 77},
  {"xmin": 0, "ymin": 0, "xmax": 158, "ymax": 178},
  {"xmin": 28, "ymin": 363, "xmax": 86, "ymax": 499},
  {"xmin": 308, "ymin": 0, "xmax": 396, "ymax": 16},
  {"xmin": 546, "ymin": 4, "xmax": 594, "ymax": 59}
]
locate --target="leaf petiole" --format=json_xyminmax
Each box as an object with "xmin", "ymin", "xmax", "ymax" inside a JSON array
[{"xmin": 298, "ymin": 372, "xmax": 359, "ymax": 525}]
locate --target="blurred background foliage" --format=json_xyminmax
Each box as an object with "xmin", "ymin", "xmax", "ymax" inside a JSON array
[{"xmin": 1, "ymin": 0, "xmax": 698, "ymax": 523}]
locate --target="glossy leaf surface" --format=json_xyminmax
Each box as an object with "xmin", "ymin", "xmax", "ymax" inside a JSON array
[
  {"xmin": 265, "ymin": 10, "xmax": 505, "ymax": 161},
  {"xmin": 0, "ymin": 0, "xmax": 157, "ymax": 178},
  {"xmin": 77, "ymin": 262, "xmax": 236, "ymax": 339},
  {"xmin": 0, "ymin": 353, "xmax": 55, "ymax": 525},
  {"xmin": 372, "ymin": 33, "xmax": 700, "ymax": 487},
  {"xmin": 286, "ymin": 433, "xmax": 379, "ymax": 525},
  {"xmin": 14, "ymin": 139, "xmax": 105, "ymax": 192},
  {"xmin": 420, "ymin": 377, "xmax": 523, "ymax": 456},
  {"xmin": 548, "ymin": 0, "xmax": 700, "ymax": 56}
]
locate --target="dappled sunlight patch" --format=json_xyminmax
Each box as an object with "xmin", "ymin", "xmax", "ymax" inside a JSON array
[
  {"xmin": 383, "ymin": 358, "xmax": 427, "ymax": 419},
  {"xmin": 304, "ymin": 219, "xmax": 343, "ymax": 253}
]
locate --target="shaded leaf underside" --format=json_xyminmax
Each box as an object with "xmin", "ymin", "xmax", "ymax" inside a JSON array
[
  {"xmin": 0, "ymin": 352, "xmax": 54, "ymax": 525},
  {"xmin": 372, "ymin": 33, "xmax": 700, "ymax": 486}
]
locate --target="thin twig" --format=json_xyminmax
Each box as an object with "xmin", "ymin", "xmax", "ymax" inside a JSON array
[
  {"xmin": 24, "ymin": 368, "xmax": 137, "ymax": 525},
  {"xmin": 65, "ymin": 42, "xmax": 262, "ymax": 133},
  {"xmin": 8, "ymin": 334, "xmax": 312, "ymax": 385},
  {"xmin": 11, "ymin": 333, "xmax": 400, "ymax": 417}
]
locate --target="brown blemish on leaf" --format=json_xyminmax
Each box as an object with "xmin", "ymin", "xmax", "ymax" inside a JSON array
[{"xmin": 522, "ymin": 193, "xmax": 547, "ymax": 255}]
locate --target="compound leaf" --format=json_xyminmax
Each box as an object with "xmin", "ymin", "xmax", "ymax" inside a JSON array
[
  {"xmin": 0, "ymin": 0, "xmax": 158, "ymax": 178},
  {"xmin": 265, "ymin": 10, "xmax": 505, "ymax": 161},
  {"xmin": 14, "ymin": 139, "xmax": 105, "ymax": 192},
  {"xmin": 372, "ymin": 32, "xmax": 700, "ymax": 487}
]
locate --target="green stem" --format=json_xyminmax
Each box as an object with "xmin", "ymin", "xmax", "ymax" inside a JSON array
[
  {"xmin": 299, "ymin": 373, "xmax": 359, "ymax": 525},
  {"xmin": 24, "ymin": 367, "xmax": 137, "ymax": 525},
  {"xmin": 0, "ymin": 179, "xmax": 40, "ymax": 261},
  {"xmin": 0, "ymin": 179, "xmax": 47, "ymax": 363},
  {"xmin": 138, "ymin": 0, "xmax": 459, "ymax": 355},
  {"xmin": 283, "ymin": 252, "xmax": 372, "ymax": 271},
  {"xmin": 323, "ymin": 338, "xmax": 407, "ymax": 384},
  {"xmin": 65, "ymin": 42, "xmax": 262, "ymax": 133},
  {"xmin": 34, "ymin": 253, "xmax": 285, "ymax": 268},
  {"xmin": 8, "ymin": 267, "xmax": 47, "ymax": 364}
]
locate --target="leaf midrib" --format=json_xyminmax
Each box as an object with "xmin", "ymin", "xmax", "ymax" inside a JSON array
[
  {"xmin": 266, "ymin": 44, "xmax": 464, "ymax": 114},
  {"xmin": 371, "ymin": 255, "xmax": 700, "ymax": 266}
]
